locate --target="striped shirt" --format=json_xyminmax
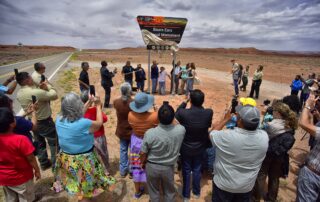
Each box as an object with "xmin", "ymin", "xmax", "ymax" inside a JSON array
[{"xmin": 306, "ymin": 127, "xmax": 320, "ymax": 173}]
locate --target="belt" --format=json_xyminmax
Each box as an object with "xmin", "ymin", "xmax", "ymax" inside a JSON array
[
  {"xmin": 37, "ymin": 116, "xmax": 52, "ymax": 123},
  {"xmin": 62, "ymin": 146, "xmax": 94, "ymax": 155},
  {"xmin": 306, "ymin": 164, "xmax": 320, "ymax": 176}
]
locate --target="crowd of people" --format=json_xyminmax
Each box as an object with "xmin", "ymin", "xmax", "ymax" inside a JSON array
[
  {"xmin": 0, "ymin": 59, "xmax": 319, "ymax": 202},
  {"xmin": 231, "ymin": 59, "xmax": 264, "ymax": 99}
]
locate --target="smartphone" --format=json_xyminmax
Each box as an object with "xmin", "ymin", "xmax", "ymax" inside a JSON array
[
  {"xmin": 89, "ymin": 85, "xmax": 95, "ymax": 96},
  {"xmin": 41, "ymin": 75, "xmax": 45, "ymax": 82},
  {"xmin": 14, "ymin": 69, "xmax": 19, "ymax": 76},
  {"xmin": 31, "ymin": 95, "xmax": 37, "ymax": 104}
]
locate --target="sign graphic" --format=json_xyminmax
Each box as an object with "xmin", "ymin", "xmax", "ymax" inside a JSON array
[{"xmin": 137, "ymin": 16, "xmax": 188, "ymax": 44}]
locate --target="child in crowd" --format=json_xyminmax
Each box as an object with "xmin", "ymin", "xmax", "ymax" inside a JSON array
[
  {"xmin": 290, "ymin": 75, "xmax": 303, "ymax": 96},
  {"xmin": 240, "ymin": 65, "xmax": 249, "ymax": 91},
  {"xmin": 0, "ymin": 108, "xmax": 41, "ymax": 202},
  {"xmin": 158, "ymin": 66, "xmax": 171, "ymax": 95},
  {"xmin": 80, "ymin": 91, "xmax": 110, "ymax": 175}
]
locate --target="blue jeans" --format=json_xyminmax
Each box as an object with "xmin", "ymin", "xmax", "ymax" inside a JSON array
[
  {"xmin": 204, "ymin": 146, "xmax": 216, "ymax": 171},
  {"xmin": 151, "ymin": 78, "xmax": 158, "ymax": 93},
  {"xmin": 296, "ymin": 166, "xmax": 320, "ymax": 202},
  {"xmin": 181, "ymin": 153, "xmax": 203, "ymax": 198},
  {"xmin": 159, "ymin": 81, "xmax": 166, "ymax": 95},
  {"xmin": 233, "ymin": 79, "xmax": 239, "ymax": 95},
  {"xmin": 212, "ymin": 182, "xmax": 251, "ymax": 202},
  {"xmin": 186, "ymin": 79, "xmax": 194, "ymax": 96},
  {"xmin": 136, "ymin": 81, "xmax": 145, "ymax": 92},
  {"xmin": 119, "ymin": 138, "xmax": 130, "ymax": 176}
]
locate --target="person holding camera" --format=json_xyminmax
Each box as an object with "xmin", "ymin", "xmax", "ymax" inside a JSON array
[
  {"xmin": 0, "ymin": 75, "xmax": 17, "ymax": 95},
  {"xmin": 100, "ymin": 60, "xmax": 117, "ymax": 108},
  {"xmin": 209, "ymin": 103, "xmax": 268, "ymax": 201},
  {"xmin": 16, "ymin": 72, "xmax": 58, "ymax": 171},
  {"xmin": 53, "ymin": 92, "xmax": 115, "ymax": 201},
  {"xmin": 175, "ymin": 89, "xmax": 213, "ymax": 201},
  {"xmin": 296, "ymin": 94, "xmax": 320, "ymax": 202},
  {"xmin": 140, "ymin": 101, "xmax": 186, "ymax": 202}
]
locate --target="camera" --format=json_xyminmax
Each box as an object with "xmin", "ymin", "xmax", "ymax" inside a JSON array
[
  {"xmin": 263, "ymin": 99, "xmax": 271, "ymax": 106},
  {"xmin": 231, "ymin": 96, "xmax": 238, "ymax": 114}
]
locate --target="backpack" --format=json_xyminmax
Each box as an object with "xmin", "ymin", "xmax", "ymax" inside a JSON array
[{"xmin": 291, "ymin": 80, "xmax": 302, "ymax": 91}]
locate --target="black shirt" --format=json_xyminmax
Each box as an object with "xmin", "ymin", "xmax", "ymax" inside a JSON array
[
  {"xmin": 175, "ymin": 102, "xmax": 213, "ymax": 156},
  {"xmin": 79, "ymin": 70, "xmax": 89, "ymax": 89},
  {"xmin": 100, "ymin": 66, "xmax": 114, "ymax": 87},
  {"xmin": 122, "ymin": 65, "xmax": 134, "ymax": 81}
]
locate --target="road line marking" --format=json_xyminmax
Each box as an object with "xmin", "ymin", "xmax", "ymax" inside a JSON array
[
  {"xmin": 0, "ymin": 56, "xmax": 61, "ymax": 79},
  {"xmin": 16, "ymin": 52, "xmax": 73, "ymax": 116},
  {"xmin": 48, "ymin": 53, "xmax": 72, "ymax": 80},
  {"xmin": 0, "ymin": 53, "xmax": 64, "ymax": 68}
]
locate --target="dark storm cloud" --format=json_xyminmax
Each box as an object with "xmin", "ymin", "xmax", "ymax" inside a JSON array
[{"xmin": 0, "ymin": 0, "xmax": 319, "ymax": 51}]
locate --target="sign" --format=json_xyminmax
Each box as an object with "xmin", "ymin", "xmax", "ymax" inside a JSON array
[
  {"xmin": 137, "ymin": 16, "xmax": 188, "ymax": 44},
  {"xmin": 146, "ymin": 45, "xmax": 172, "ymax": 50}
]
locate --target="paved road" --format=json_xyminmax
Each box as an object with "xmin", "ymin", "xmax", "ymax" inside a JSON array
[{"xmin": 0, "ymin": 52, "xmax": 73, "ymax": 113}]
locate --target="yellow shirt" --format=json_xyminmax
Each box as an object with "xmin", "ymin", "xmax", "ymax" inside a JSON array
[{"xmin": 17, "ymin": 85, "xmax": 58, "ymax": 120}]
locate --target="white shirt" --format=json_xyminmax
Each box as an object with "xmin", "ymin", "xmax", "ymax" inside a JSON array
[
  {"xmin": 31, "ymin": 71, "xmax": 42, "ymax": 86},
  {"xmin": 159, "ymin": 70, "xmax": 168, "ymax": 82},
  {"xmin": 210, "ymin": 127, "xmax": 268, "ymax": 193},
  {"xmin": 174, "ymin": 66, "xmax": 180, "ymax": 75}
]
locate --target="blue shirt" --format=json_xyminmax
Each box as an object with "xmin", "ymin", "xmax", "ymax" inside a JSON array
[
  {"xmin": 151, "ymin": 65, "xmax": 159, "ymax": 79},
  {"xmin": 14, "ymin": 116, "xmax": 33, "ymax": 142},
  {"xmin": 55, "ymin": 117, "xmax": 93, "ymax": 154}
]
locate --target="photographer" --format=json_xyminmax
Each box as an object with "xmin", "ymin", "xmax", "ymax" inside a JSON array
[
  {"xmin": 0, "ymin": 75, "xmax": 17, "ymax": 95},
  {"xmin": 296, "ymin": 94, "xmax": 320, "ymax": 202},
  {"xmin": 209, "ymin": 103, "xmax": 268, "ymax": 201},
  {"xmin": 100, "ymin": 60, "xmax": 117, "ymax": 108}
]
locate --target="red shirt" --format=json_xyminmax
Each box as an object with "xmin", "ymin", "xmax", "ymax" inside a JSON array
[
  {"xmin": 0, "ymin": 134, "xmax": 35, "ymax": 186},
  {"xmin": 84, "ymin": 107, "xmax": 108, "ymax": 138}
]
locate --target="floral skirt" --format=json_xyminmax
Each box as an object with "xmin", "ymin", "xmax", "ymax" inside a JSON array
[
  {"xmin": 53, "ymin": 149, "xmax": 115, "ymax": 199},
  {"xmin": 130, "ymin": 133, "xmax": 146, "ymax": 182}
]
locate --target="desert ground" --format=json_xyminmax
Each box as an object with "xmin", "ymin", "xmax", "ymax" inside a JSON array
[
  {"xmin": 0, "ymin": 47, "xmax": 319, "ymax": 201},
  {"xmin": 0, "ymin": 45, "xmax": 75, "ymax": 66}
]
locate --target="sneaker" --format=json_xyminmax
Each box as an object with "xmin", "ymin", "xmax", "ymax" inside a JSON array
[
  {"xmin": 134, "ymin": 191, "xmax": 143, "ymax": 199},
  {"xmin": 193, "ymin": 194, "xmax": 200, "ymax": 199}
]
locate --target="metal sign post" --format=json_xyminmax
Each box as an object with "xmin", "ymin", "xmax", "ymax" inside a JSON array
[
  {"xmin": 171, "ymin": 51, "xmax": 176, "ymax": 95},
  {"xmin": 147, "ymin": 49, "xmax": 151, "ymax": 94}
]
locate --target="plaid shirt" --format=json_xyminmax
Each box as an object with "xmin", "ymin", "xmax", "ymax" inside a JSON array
[{"xmin": 306, "ymin": 127, "xmax": 320, "ymax": 173}]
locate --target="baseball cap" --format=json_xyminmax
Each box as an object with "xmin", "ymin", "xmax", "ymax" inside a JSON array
[
  {"xmin": 239, "ymin": 97, "xmax": 256, "ymax": 107},
  {"xmin": 235, "ymin": 105, "xmax": 260, "ymax": 130}
]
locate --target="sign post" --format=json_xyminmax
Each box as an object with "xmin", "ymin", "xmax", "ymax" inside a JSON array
[{"xmin": 137, "ymin": 16, "xmax": 188, "ymax": 94}]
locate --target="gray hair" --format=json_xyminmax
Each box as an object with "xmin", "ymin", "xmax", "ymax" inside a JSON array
[
  {"xmin": 60, "ymin": 92, "xmax": 84, "ymax": 122},
  {"xmin": 80, "ymin": 90, "xmax": 89, "ymax": 103},
  {"xmin": 120, "ymin": 82, "xmax": 132, "ymax": 101}
]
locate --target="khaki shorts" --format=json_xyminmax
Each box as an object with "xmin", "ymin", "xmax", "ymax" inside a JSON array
[{"xmin": 3, "ymin": 179, "xmax": 35, "ymax": 202}]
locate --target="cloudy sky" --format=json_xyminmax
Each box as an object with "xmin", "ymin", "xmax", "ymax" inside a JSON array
[{"xmin": 0, "ymin": 0, "xmax": 319, "ymax": 51}]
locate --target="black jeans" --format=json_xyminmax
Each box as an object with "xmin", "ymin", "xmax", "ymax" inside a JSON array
[
  {"xmin": 249, "ymin": 79, "xmax": 262, "ymax": 99},
  {"xmin": 102, "ymin": 85, "xmax": 111, "ymax": 107},
  {"xmin": 240, "ymin": 77, "xmax": 248, "ymax": 91},
  {"xmin": 34, "ymin": 117, "xmax": 58, "ymax": 167},
  {"xmin": 212, "ymin": 183, "xmax": 251, "ymax": 202}
]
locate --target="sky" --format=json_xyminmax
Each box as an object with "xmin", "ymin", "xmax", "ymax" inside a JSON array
[{"xmin": 0, "ymin": 0, "xmax": 319, "ymax": 51}]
